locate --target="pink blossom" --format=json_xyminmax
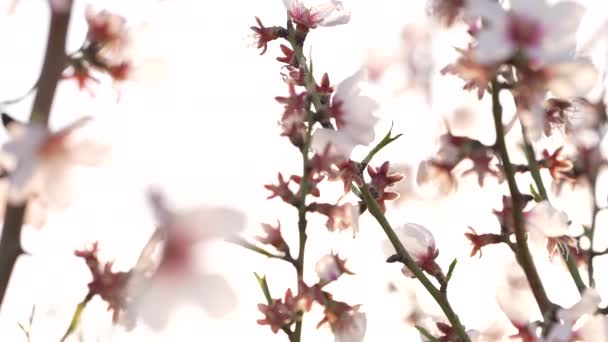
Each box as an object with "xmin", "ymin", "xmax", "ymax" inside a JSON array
[{"xmin": 282, "ymin": 0, "xmax": 350, "ymax": 29}]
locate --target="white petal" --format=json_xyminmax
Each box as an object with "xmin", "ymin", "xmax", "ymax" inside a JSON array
[
  {"xmin": 473, "ymin": 28, "xmax": 514, "ymax": 64},
  {"xmin": 510, "ymin": 0, "xmax": 548, "ymax": 15},
  {"xmin": 385, "ymin": 223, "xmax": 436, "ymax": 262},
  {"xmin": 335, "ymin": 311, "xmax": 366, "ymax": 342},
  {"xmin": 174, "ymin": 206, "xmax": 246, "ymax": 238},
  {"xmin": 578, "ymin": 315, "xmax": 608, "ymax": 342},
  {"xmin": 311, "ymin": 128, "xmax": 356, "ymax": 159},
  {"xmin": 558, "ymin": 288, "xmax": 601, "ymax": 323},
  {"xmin": 526, "ymin": 201, "xmax": 570, "ymax": 238},
  {"xmin": 191, "ymin": 273, "xmax": 238, "ymax": 317},
  {"xmin": 548, "ymin": 61, "xmax": 598, "ymax": 98},
  {"xmin": 465, "ymin": 0, "xmax": 506, "ymax": 26}
]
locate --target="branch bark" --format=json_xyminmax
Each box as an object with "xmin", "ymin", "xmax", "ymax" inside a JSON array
[{"xmin": 0, "ymin": 3, "xmax": 72, "ymax": 309}]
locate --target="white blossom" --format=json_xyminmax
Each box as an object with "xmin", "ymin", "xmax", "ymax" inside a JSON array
[
  {"xmin": 126, "ymin": 190, "xmax": 246, "ymax": 330},
  {"xmin": 311, "ymin": 69, "xmax": 379, "ymax": 159},
  {"xmin": 525, "ymin": 200, "xmax": 570, "ymax": 243},
  {"xmin": 465, "ymin": 0, "xmax": 585, "ymax": 66},
  {"xmin": 382, "ymin": 223, "xmax": 437, "ymax": 277},
  {"xmin": 334, "ymin": 311, "xmax": 366, "ymax": 342},
  {"xmin": 0, "ymin": 117, "xmax": 106, "ymax": 207}
]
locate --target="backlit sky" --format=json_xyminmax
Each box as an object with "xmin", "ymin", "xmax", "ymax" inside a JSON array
[{"xmin": 0, "ymin": 0, "xmax": 607, "ymax": 341}]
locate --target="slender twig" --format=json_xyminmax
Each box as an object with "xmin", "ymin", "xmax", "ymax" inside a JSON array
[
  {"xmin": 228, "ymin": 237, "xmax": 295, "ymax": 264},
  {"xmin": 490, "ymin": 80, "xmax": 555, "ymax": 316},
  {"xmin": 286, "ymin": 22, "xmax": 318, "ymax": 342},
  {"xmin": 359, "ymin": 183, "xmax": 470, "ymax": 342},
  {"xmin": 0, "ymin": 4, "xmax": 72, "ymax": 309},
  {"xmin": 521, "ymin": 129, "xmax": 586, "ymax": 294},
  {"xmin": 586, "ymin": 185, "xmax": 600, "ymax": 287},
  {"xmin": 60, "ymin": 290, "xmax": 94, "ymax": 342}
]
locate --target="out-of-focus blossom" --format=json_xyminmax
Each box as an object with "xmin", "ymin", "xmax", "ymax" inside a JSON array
[
  {"xmin": 383, "ymin": 223, "xmax": 439, "ymax": 277},
  {"xmin": 0, "ymin": 116, "xmax": 106, "ymax": 207},
  {"xmin": 283, "ymin": 0, "xmax": 350, "ymax": 29},
  {"xmin": 311, "ymin": 69, "xmax": 379, "ymax": 160},
  {"xmin": 313, "ymin": 202, "xmax": 360, "ymax": 236},
  {"xmin": 85, "ymin": 6, "xmax": 130, "ymax": 65},
  {"xmin": 525, "ymin": 200, "xmax": 570, "ymax": 244},
  {"xmin": 464, "ymin": 0, "xmax": 584, "ymax": 66},
  {"xmin": 427, "ymin": 0, "xmax": 465, "ymax": 26},
  {"xmin": 317, "ymin": 301, "xmax": 366, "ymax": 342},
  {"xmin": 315, "ymin": 253, "xmax": 353, "ymax": 285},
  {"xmin": 441, "ymin": 45, "xmax": 495, "ymax": 99},
  {"xmin": 124, "ymin": 190, "xmax": 246, "ymax": 330},
  {"xmin": 544, "ymin": 289, "xmax": 602, "ymax": 341}
]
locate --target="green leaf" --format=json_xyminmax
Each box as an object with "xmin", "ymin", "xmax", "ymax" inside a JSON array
[
  {"xmin": 415, "ymin": 325, "xmax": 442, "ymax": 342},
  {"xmin": 445, "ymin": 258, "xmax": 458, "ymax": 284},
  {"xmin": 361, "ymin": 122, "xmax": 403, "ymax": 168},
  {"xmin": 255, "ymin": 273, "xmax": 273, "ymax": 304},
  {"xmin": 529, "ymin": 184, "xmax": 542, "ymax": 202},
  {"xmin": 60, "ymin": 292, "xmax": 93, "ymax": 342}
]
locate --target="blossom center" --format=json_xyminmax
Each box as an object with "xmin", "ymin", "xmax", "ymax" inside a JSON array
[{"xmin": 506, "ymin": 14, "xmax": 543, "ymax": 48}]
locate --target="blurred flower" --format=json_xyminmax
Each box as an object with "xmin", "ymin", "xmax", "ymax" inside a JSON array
[
  {"xmin": 283, "ymin": 0, "xmax": 350, "ymax": 29},
  {"xmin": 441, "ymin": 44, "xmax": 494, "ymax": 99},
  {"xmin": 465, "ymin": 0, "xmax": 584, "ymax": 66},
  {"xmin": 525, "ymin": 200, "xmax": 570, "ymax": 244},
  {"xmin": 383, "ymin": 223, "xmax": 438, "ymax": 277},
  {"xmin": 427, "ymin": 0, "xmax": 465, "ymax": 26},
  {"xmin": 0, "ymin": 116, "xmax": 105, "ymax": 207},
  {"xmin": 315, "ymin": 253, "xmax": 353, "ymax": 285},
  {"xmin": 311, "ymin": 69, "xmax": 379, "ymax": 160},
  {"xmin": 313, "ymin": 202, "xmax": 360, "ymax": 236},
  {"xmin": 317, "ymin": 301, "xmax": 366, "ymax": 342},
  {"xmin": 125, "ymin": 190, "xmax": 246, "ymax": 330},
  {"xmin": 545, "ymin": 289, "xmax": 602, "ymax": 341}
]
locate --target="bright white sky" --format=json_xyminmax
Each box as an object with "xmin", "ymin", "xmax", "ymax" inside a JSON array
[{"xmin": 0, "ymin": 0, "xmax": 607, "ymax": 341}]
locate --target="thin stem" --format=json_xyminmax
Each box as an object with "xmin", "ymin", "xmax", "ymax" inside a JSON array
[
  {"xmin": 228, "ymin": 237, "xmax": 294, "ymax": 264},
  {"xmin": 491, "ymin": 80, "xmax": 554, "ymax": 315},
  {"xmin": 359, "ymin": 184, "xmax": 470, "ymax": 342},
  {"xmin": 287, "ymin": 23, "xmax": 316, "ymax": 342},
  {"xmin": 521, "ymin": 129, "xmax": 586, "ymax": 294},
  {"xmin": 587, "ymin": 202, "xmax": 600, "ymax": 287},
  {"xmin": 0, "ymin": 4, "xmax": 72, "ymax": 309}
]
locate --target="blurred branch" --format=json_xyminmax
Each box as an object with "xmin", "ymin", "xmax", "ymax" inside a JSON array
[
  {"xmin": 0, "ymin": 3, "xmax": 72, "ymax": 309},
  {"xmin": 490, "ymin": 80, "xmax": 555, "ymax": 316}
]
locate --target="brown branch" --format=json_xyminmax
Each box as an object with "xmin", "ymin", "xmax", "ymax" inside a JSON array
[
  {"xmin": 490, "ymin": 80, "xmax": 555, "ymax": 316},
  {"xmin": 0, "ymin": 3, "xmax": 72, "ymax": 308}
]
